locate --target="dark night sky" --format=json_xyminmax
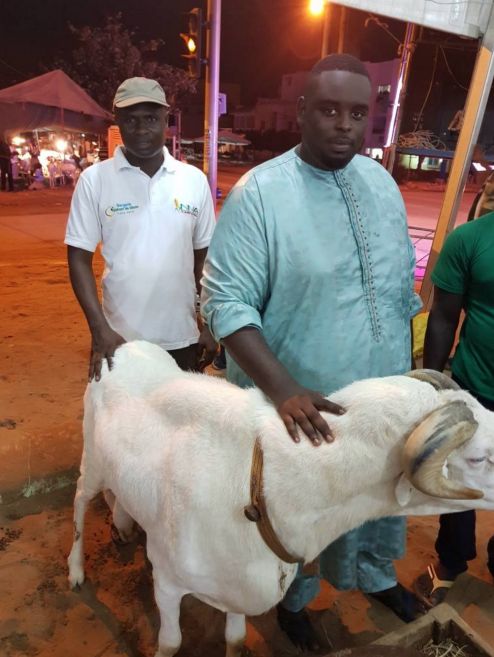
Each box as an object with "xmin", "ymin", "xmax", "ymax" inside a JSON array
[
  {"xmin": 0, "ymin": 0, "xmax": 477, "ymax": 111},
  {"xmin": 0, "ymin": 1, "xmax": 402, "ymax": 99}
]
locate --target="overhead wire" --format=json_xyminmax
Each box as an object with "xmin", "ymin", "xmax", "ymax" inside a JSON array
[
  {"xmin": 0, "ymin": 57, "xmax": 27, "ymax": 77},
  {"xmin": 413, "ymin": 45, "xmax": 439, "ymax": 132},
  {"xmin": 439, "ymin": 46, "xmax": 470, "ymax": 90},
  {"xmin": 365, "ymin": 15, "xmax": 402, "ymax": 47}
]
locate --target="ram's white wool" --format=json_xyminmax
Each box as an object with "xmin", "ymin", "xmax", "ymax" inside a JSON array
[{"xmin": 68, "ymin": 341, "xmax": 494, "ymax": 657}]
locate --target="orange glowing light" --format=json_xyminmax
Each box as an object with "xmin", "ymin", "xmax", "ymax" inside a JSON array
[
  {"xmin": 187, "ymin": 37, "xmax": 197, "ymax": 53},
  {"xmin": 308, "ymin": 0, "xmax": 325, "ymax": 16}
]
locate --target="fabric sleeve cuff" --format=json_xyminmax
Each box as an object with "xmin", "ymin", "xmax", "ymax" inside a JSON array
[
  {"xmin": 64, "ymin": 235, "xmax": 98, "ymax": 252},
  {"xmin": 409, "ymin": 292, "xmax": 423, "ymax": 318},
  {"xmin": 193, "ymin": 238, "xmax": 212, "ymax": 250},
  {"xmin": 431, "ymin": 273, "xmax": 464, "ymax": 295},
  {"xmin": 208, "ymin": 302, "xmax": 263, "ymax": 340}
]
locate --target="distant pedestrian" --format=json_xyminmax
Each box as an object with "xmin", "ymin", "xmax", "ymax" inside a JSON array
[
  {"xmin": 48, "ymin": 158, "xmax": 58, "ymax": 188},
  {"xmin": 0, "ymin": 135, "xmax": 14, "ymax": 192},
  {"xmin": 28, "ymin": 167, "xmax": 45, "ymax": 191}
]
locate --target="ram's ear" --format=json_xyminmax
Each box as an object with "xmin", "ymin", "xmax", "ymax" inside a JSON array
[{"xmin": 395, "ymin": 473, "xmax": 413, "ymax": 507}]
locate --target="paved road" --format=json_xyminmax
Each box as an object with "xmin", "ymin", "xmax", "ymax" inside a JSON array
[
  {"xmin": 402, "ymin": 187, "xmax": 476, "ymax": 277},
  {"xmin": 217, "ymin": 165, "xmax": 476, "ymax": 224},
  {"xmin": 0, "ymin": 167, "xmax": 478, "ymax": 284}
]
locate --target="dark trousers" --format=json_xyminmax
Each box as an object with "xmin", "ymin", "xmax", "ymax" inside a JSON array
[
  {"xmin": 168, "ymin": 343, "xmax": 199, "ymax": 372},
  {"xmin": 436, "ymin": 375, "xmax": 494, "ymax": 576},
  {"xmin": 0, "ymin": 161, "xmax": 13, "ymax": 191}
]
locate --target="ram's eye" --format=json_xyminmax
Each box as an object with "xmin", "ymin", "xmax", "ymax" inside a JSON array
[{"xmin": 467, "ymin": 457, "xmax": 486, "ymax": 465}]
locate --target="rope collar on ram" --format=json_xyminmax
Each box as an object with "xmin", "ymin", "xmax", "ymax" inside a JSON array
[{"xmin": 244, "ymin": 437, "xmax": 303, "ymax": 564}]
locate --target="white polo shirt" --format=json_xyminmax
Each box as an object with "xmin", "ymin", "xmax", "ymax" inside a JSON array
[{"xmin": 65, "ymin": 147, "xmax": 216, "ymax": 350}]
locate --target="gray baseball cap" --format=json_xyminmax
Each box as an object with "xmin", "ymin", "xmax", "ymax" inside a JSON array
[{"xmin": 113, "ymin": 77, "xmax": 170, "ymax": 109}]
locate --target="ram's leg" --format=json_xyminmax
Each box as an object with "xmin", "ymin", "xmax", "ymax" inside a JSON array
[
  {"xmin": 153, "ymin": 575, "xmax": 184, "ymax": 657},
  {"xmin": 103, "ymin": 488, "xmax": 116, "ymax": 510},
  {"xmin": 225, "ymin": 613, "xmax": 247, "ymax": 657},
  {"xmin": 68, "ymin": 471, "xmax": 100, "ymax": 588},
  {"xmin": 112, "ymin": 499, "xmax": 137, "ymax": 543},
  {"xmin": 103, "ymin": 489, "xmax": 137, "ymax": 544}
]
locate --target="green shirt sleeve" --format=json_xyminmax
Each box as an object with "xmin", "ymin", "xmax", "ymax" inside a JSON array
[{"xmin": 431, "ymin": 225, "xmax": 470, "ymax": 295}]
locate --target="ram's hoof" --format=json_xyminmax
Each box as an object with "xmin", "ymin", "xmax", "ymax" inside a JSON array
[{"xmin": 68, "ymin": 569, "xmax": 85, "ymax": 590}]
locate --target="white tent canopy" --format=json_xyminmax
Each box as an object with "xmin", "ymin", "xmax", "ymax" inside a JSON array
[{"xmin": 0, "ymin": 70, "xmax": 112, "ymax": 135}]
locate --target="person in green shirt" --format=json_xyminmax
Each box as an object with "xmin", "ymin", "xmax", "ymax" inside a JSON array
[{"xmin": 414, "ymin": 210, "xmax": 494, "ymax": 607}]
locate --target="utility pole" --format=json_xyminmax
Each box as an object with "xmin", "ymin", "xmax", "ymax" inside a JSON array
[
  {"xmin": 321, "ymin": 3, "xmax": 345, "ymax": 58},
  {"xmin": 337, "ymin": 5, "xmax": 347, "ymax": 53},
  {"xmin": 382, "ymin": 22, "xmax": 417, "ymax": 174},
  {"xmin": 321, "ymin": 2, "xmax": 331, "ymax": 57},
  {"xmin": 203, "ymin": 0, "xmax": 221, "ymax": 209}
]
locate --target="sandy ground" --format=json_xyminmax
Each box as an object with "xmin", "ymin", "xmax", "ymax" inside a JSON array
[
  {"xmin": 0, "ymin": 188, "xmax": 97, "ymax": 495},
  {"xmin": 1, "ymin": 489, "xmax": 493, "ymax": 657},
  {"xmin": 0, "ymin": 183, "xmax": 492, "ymax": 656}
]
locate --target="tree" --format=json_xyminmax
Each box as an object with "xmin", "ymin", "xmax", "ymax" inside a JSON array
[{"xmin": 56, "ymin": 15, "xmax": 197, "ymax": 110}]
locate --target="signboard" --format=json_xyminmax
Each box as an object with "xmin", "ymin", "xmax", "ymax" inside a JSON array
[
  {"xmin": 218, "ymin": 93, "xmax": 227, "ymax": 116},
  {"xmin": 108, "ymin": 125, "xmax": 123, "ymax": 157},
  {"xmin": 335, "ymin": 0, "xmax": 491, "ymax": 38}
]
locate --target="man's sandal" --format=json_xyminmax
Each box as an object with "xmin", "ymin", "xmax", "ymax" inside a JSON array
[{"xmin": 413, "ymin": 564, "xmax": 455, "ymax": 609}]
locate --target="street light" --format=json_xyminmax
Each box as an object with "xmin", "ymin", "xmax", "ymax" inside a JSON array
[
  {"xmin": 308, "ymin": 0, "xmax": 325, "ymax": 17},
  {"xmin": 308, "ymin": 1, "xmax": 342, "ymax": 57},
  {"xmin": 308, "ymin": 0, "xmax": 330, "ymax": 56}
]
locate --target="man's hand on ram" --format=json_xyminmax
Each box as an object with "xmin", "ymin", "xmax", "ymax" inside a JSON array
[{"xmin": 275, "ymin": 386, "xmax": 345, "ymax": 446}]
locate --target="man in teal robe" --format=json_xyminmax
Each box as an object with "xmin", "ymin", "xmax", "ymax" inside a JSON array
[{"xmin": 202, "ymin": 54, "xmax": 422, "ymax": 649}]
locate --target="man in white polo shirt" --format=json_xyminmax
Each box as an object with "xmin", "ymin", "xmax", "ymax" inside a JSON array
[{"xmin": 65, "ymin": 77, "xmax": 217, "ymax": 379}]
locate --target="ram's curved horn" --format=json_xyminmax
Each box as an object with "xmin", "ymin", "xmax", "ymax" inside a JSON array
[
  {"xmin": 405, "ymin": 369, "xmax": 461, "ymax": 391},
  {"xmin": 403, "ymin": 400, "xmax": 483, "ymax": 500}
]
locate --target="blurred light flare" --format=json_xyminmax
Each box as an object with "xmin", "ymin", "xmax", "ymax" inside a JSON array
[
  {"xmin": 308, "ymin": 0, "xmax": 325, "ymax": 17},
  {"xmin": 56, "ymin": 139, "xmax": 68, "ymax": 152}
]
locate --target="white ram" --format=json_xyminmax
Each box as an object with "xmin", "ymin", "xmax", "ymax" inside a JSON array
[{"xmin": 68, "ymin": 341, "xmax": 494, "ymax": 657}]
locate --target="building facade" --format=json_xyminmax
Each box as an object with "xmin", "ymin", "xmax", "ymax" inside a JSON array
[{"xmin": 233, "ymin": 60, "xmax": 400, "ymax": 152}]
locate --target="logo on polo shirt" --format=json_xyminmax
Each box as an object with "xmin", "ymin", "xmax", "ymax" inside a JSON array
[
  {"xmin": 174, "ymin": 198, "xmax": 199, "ymax": 218},
  {"xmin": 105, "ymin": 202, "xmax": 139, "ymax": 217}
]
